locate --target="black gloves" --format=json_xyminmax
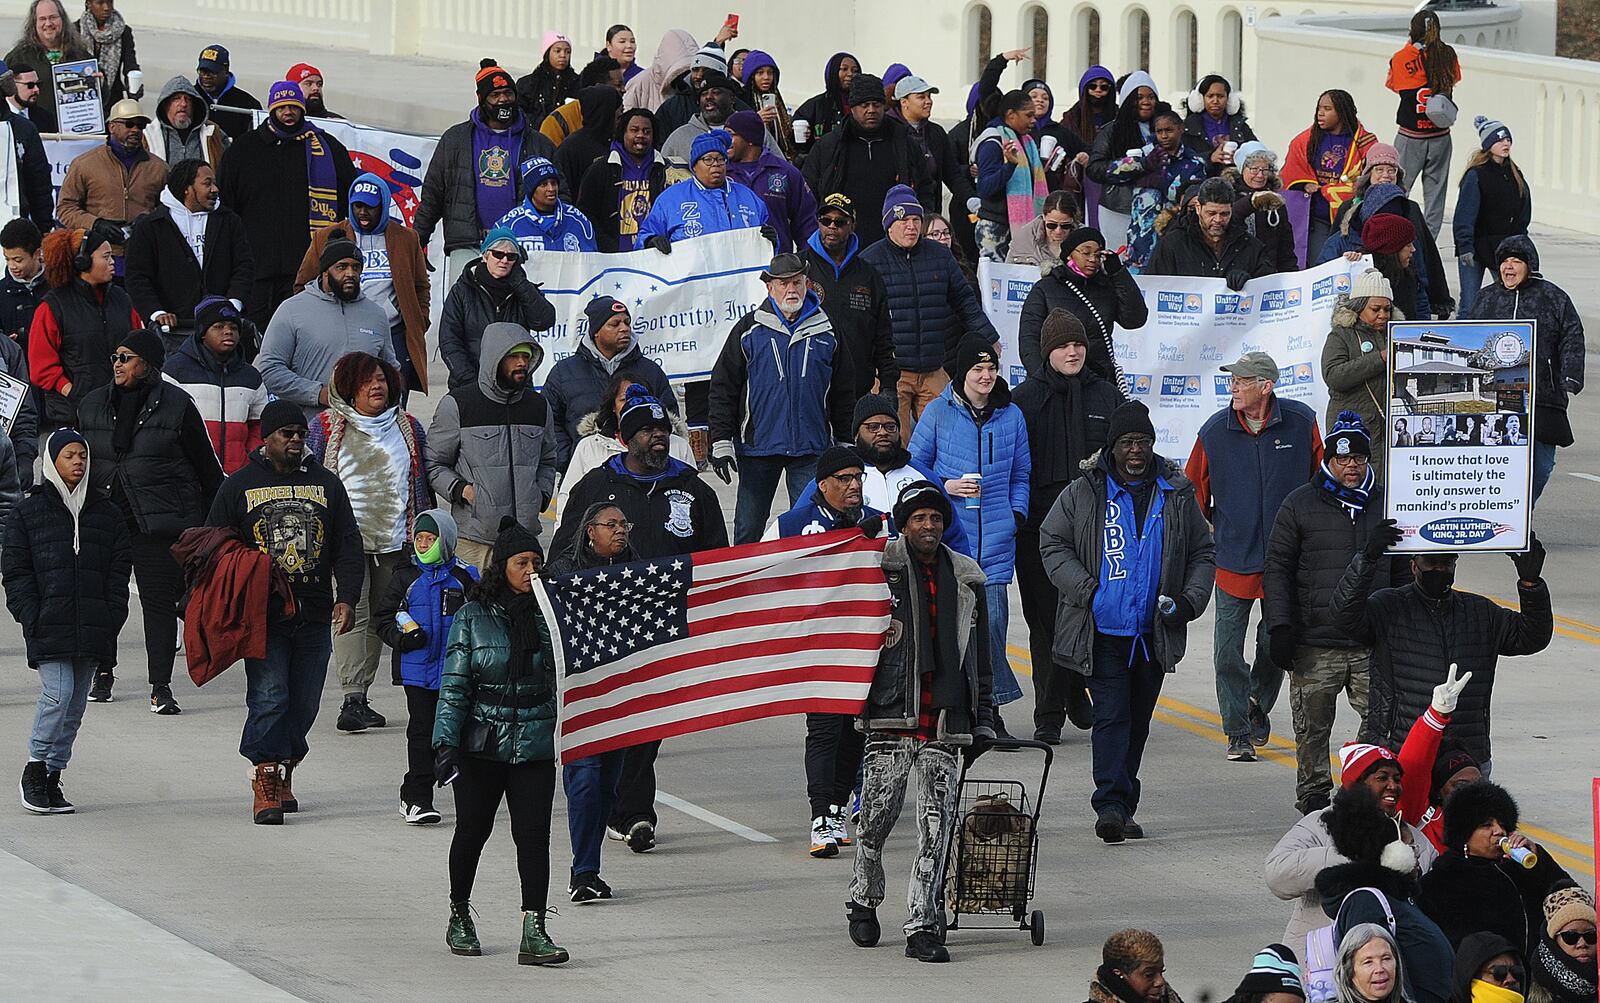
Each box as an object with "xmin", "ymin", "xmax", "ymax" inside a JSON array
[
  {"xmin": 1225, "ymin": 268, "xmax": 1251, "ymax": 291},
  {"xmin": 1364, "ymin": 518, "xmax": 1403, "ymax": 560},
  {"xmin": 709, "ymin": 441, "xmax": 737, "ymax": 484},
  {"xmin": 759, "ymin": 223, "xmax": 778, "ymax": 247},
  {"xmin": 1160, "ymin": 595, "xmax": 1196, "ymax": 624},
  {"xmin": 645, "ymin": 234, "xmax": 672, "ymax": 255},
  {"xmin": 1269, "ymin": 627, "xmax": 1297, "ymax": 671},
  {"xmin": 398, "ymin": 628, "xmax": 430, "ymax": 653},
  {"xmin": 859, "ymin": 513, "xmax": 887, "ymax": 538},
  {"xmin": 1510, "ymin": 533, "xmax": 1545, "ymax": 583},
  {"xmin": 1100, "ymin": 250, "xmax": 1123, "ymax": 275},
  {"xmin": 434, "ymin": 746, "xmax": 460, "ymax": 787}
]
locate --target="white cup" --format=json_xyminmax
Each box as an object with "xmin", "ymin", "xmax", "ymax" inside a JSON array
[
  {"xmin": 127, "ymin": 69, "xmax": 143, "ymax": 94},
  {"xmin": 792, "ymin": 119, "xmax": 810, "ymax": 144},
  {"xmin": 1126, "ymin": 147, "xmax": 1143, "ymax": 159},
  {"xmin": 1224, "ymin": 141, "xmax": 1239, "ymax": 154},
  {"xmin": 1038, "ymin": 135, "xmax": 1058, "ymax": 160}
]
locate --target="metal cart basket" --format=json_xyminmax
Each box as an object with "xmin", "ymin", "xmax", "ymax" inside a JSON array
[{"xmin": 941, "ymin": 737, "xmax": 1053, "ymax": 945}]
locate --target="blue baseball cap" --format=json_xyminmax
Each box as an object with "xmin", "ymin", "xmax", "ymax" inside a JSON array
[{"xmin": 197, "ymin": 44, "xmax": 230, "ymax": 72}]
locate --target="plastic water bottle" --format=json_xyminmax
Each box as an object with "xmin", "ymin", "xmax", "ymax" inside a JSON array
[{"xmin": 1157, "ymin": 595, "xmax": 1177, "ymax": 616}]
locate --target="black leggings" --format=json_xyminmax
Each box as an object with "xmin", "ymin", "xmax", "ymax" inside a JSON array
[
  {"xmin": 131, "ymin": 533, "xmax": 183, "ymax": 687},
  {"xmin": 448, "ymin": 757, "xmax": 556, "ymax": 912}
]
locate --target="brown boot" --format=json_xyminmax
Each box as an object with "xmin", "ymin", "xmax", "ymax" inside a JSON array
[
  {"xmin": 279, "ymin": 759, "xmax": 299, "ymax": 813},
  {"xmin": 252, "ymin": 763, "xmax": 284, "ymax": 825}
]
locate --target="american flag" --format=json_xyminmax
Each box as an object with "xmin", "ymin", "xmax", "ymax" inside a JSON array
[{"xmin": 535, "ymin": 529, "xmax": 892, "ymax": 762}]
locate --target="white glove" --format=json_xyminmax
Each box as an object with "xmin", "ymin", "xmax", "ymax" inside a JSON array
[{"xmin": 1430, "ymin": 662, "xmax": 1472, "ymax": 715}]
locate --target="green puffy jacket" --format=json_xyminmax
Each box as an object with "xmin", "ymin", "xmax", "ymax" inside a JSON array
[{"xmin": 433, "ymin": 600, "xmax": 558, "ymax": 765}]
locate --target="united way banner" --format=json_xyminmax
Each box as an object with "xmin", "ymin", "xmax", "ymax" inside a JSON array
[
  {"xmin": 525, "ymin": 229, "xmax": 770, "ymax": 386},
  {"xmin": 979, "ymin": 256, "xmax": 1366, "ymax": 456},
  {"xmin": 1383, "ymin": 319, "xmax": 1535, "ymax": 553}
]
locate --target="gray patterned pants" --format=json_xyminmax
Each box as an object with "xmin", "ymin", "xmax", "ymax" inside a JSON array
[{"xmin": 849, "ymin": 734, "xmax": 961, "ymax": 936}]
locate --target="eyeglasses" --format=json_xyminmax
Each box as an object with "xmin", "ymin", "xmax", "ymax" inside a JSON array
[
  {"xmin": 109, "ymin": 352, "xmax": 141, "ymax": 364},
  {"xmin": 1559, "ymin": 930, "xmax": 1599, "ymax": 947},
  {"xmin": 485, "ymin": 248, "xmax": 519, "ymax": 261},
  {"xmin": 1086, "ymin": 81, "xmax": 1112, "ymax": 92},
  {"xmin": 829, "ymin": 472, "xmax": 865, "ymax": 484},
  {"xmin": 1116, "ymin": 435, "xmax": 1155, "ymax": 448},
  {"xmin": 1242, "ymin": 164, "xmax": 1270, "ymax": 174},
  {"xmin": 1482, "ymin": 965, "xmax": 1525, "ymax": 985},
  {"xmin": 696, "ymin": 154, "xmax": 727, "ymax": 166},
  {"xmin": 1229, "ymin": 377, "xmax": 1265, "ymax": 389},
  {"xmin": 861, "ymin": 420, "xmax": 899, "ymax": 434},
  {"xmin": 591, "ymin": 519, "xmax": 634, "ymax": 532},
  {"xmin": 1329, "ymin": 454, "xmax": 1370, "ymax": 466},
  {"xmin": 817, "ymin": 216, "xmax": 852, "ymax": 228},
  {"xmin": 1042, "ymin": 221, "xmax": 1074, "ymax": 232}
]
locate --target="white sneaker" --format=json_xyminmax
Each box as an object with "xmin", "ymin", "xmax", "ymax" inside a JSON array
[
  {"xmin": 810, "ymin": 815, "xmax": 839, "ymax": 858},
  {"xmin": 828, "ymin": 804, "xmax": 852, "ymax": 847},
  {"xmin": 401, "ymin": 800, "xmax": 442, "ymax": 825}
]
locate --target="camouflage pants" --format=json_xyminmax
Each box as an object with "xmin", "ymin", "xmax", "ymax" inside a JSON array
[
  {"xmin": 1289, "ymin": 645, "xmax": 1371, "ymax": 810},
  {"xmin": 849, "ymin": 734, "xmax": 961, "ymax": 936}
]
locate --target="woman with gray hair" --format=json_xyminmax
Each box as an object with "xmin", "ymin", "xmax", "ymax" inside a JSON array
[
  {"xmin": 1225, "ymin": 141, "xmax": 1298, "ymax": 272},
  {"xmin": 1336, "ymin": 924, "xmax": 1412, "ymax": 1003}
]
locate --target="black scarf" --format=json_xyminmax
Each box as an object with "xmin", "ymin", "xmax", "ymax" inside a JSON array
[
  {"xmin": 482, "ymin": 583, "xmax": 543, "ymax": 683},
  {"xmin": 1533, "ymin": 933, "xmax": 1598, "ymax": 1003},
  {"xmin": 1033, "ymin": 367, "xmax": 1090, "ymax": 487},
  {"xmin": 110, "ymin": 379, "xmax": 155, "ymax": 456},
  {"xmin": 1090, "ymin": 965, "xmax": 1184, "ymax": 1003},
  {"xmin": 914, "ymin": 551, "xmax": 967, "ymax": 714}
]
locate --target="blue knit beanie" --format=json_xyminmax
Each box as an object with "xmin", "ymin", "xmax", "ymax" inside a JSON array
[
  {"xmin": 1475, "ymin": 115, "xmax": 1512, "ymax": 151},
  {"xmin": 519, "ymin": 155, "xmax": 560, "ymax": 190},
  {"xmin": 690, "ymin": 128, "xmax": 731, "ymax": 166}
]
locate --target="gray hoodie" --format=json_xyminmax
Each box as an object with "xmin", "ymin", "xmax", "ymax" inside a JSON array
[
  {"xmin": 256, "ymin": 279, "xmax": 397, "ymax": 420},
  {"xmin": 151, "ymin": 76, "xmax": 221, "ymax": 166},
  {"xmin": 425, "ymin": 322, "xmax": 556, "ymax": 545}
]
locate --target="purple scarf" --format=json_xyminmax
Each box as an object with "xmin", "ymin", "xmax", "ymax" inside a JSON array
[
  {"xmin": 268, "ymin": 117, "xmax": 340, "ymax": 237},
  {"xmin": 471, "ymin": 108, "xmax": 525, "ymax": 231},
  {"xmin": 612, "ymin": 141, "xmax": 655, "ymax": 241}
]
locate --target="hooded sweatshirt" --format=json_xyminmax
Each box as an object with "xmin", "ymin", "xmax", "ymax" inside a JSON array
[
  {"xmin": 158, "ymin": 185, "xmax": 210, "ymax": 271},
  {"xmin": 349, "ymin": 172, "xmax": 399, "ymax": 326},
  {"xmin": 623, "ymin": 29, "xmax": 699, "ymax": 113},
  {"xmin": 255, "ymin": 277, "xmax": 397, "ymax": 420},
  {"xmin": 40, "ymin": 429, "xmax": 91, "ymax": 553},
  {"xmin": 374, "ymin": 506, "xmax": 479, "ymax": 689},
  {"xmin": 152, "ymin": 75, "xmax": 221, "ymax": 166},
  {"xmin": 793, "ymin": 52, "xmax": 857, "ymax": 147},
  {"xmin": 554, "ymin": 85, "xmax": 623, "ymax": 188}
]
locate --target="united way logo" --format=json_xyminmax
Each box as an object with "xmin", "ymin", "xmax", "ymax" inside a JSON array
[
  {"xmin": 1260, "ymin": 288, "xmax": 1303, "ymax": 312},
  {"xmin": 1214, "ymin": 375, "xmax": 1233, "ymax": 395},
  {"xmin": 1006, "ymin": 279, "xmax": 1033, "ymax": 302},
  {"xmin": 1130, "ymin": 374, "xmax": 1153, "ymax": 395},
  {"xmin": 1214, "ymin": 293, "xmax": 1254, "ymax": 315},
  {"xmin": 1312, "ymin": 273, "xmax": 1351, "ymax": 301},
  {"xmin": 1294, "ymin": 362, "xmax": 1315, "ymax": 384},
  {"xmin": 1161, "ymin": 375, "xmax": 1202, "ymax": 397},
  {"xmin": 1157, "ymin": 291, "xmax": 1203, "ymax": 314}
]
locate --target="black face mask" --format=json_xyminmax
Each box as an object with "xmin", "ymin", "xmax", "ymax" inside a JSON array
[
  {"xmin": 484, "ymin": 100, "xmax": 515, "ymax": 125},
  {"xmin": 1416, "ymin": 569, "xmax": 1455, "ymax": 599}
]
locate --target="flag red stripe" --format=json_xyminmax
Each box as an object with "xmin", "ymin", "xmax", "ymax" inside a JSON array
[
  {"xmin": 564, "ymin": 663, "xmax": 874, "ymax": 732},
  {"xmin": 563, "ymin": 696, "xmax": 869, "ymax": 761},
  {"xmin": 687, "ymin": 598, "xmax": 890, "ymax": 638},
  {"xmin": 565, "ymin": 631, "xmax": 883, "ymax": 702},
  {"xmin": 687, "ymin": 565, "xmax": 887, "ymax": 609},
  {"xmin": 690, "ymin": 532, "xmax": 885, "ymax": 585}
]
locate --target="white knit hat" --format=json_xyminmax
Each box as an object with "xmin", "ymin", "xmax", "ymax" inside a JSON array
[{"xmin": 1348, "ymin": 268, "xmax": 1393, "ymax": 302}]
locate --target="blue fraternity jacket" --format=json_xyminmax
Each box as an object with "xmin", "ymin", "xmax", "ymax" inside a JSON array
[
  {"xmin": 494, "ymin": 198, "xmax": 598, "ymax": 254},
  {"xmin": 634, "ymin": 176, "xmax": 770, "ymax": 247}
]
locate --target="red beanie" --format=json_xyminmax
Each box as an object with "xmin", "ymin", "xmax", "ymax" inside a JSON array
[
  {"xmin": 1362, "ymin": 213, "xmax": 1416, "ymax": 256},
  {"xmin": 1338, "ymin": 743, "xmax": 1401, "ymax": 789}
]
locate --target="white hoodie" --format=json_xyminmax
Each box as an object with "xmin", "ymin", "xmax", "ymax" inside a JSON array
[
  {"xmin": 160, "ymin": 187, "xmax": 209, "ymax": 270},
  {"xmin": 39, "ymin": 430, "xmax": 91, "ymax": 553}
]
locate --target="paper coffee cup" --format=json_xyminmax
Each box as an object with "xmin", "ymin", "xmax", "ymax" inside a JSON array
[
  {"xmin": 127, "ymin": 69, "xmax": 143, "ymax": 94},
  {"xmin": 792, "ymin": 119, "xmax": 810, "ymax": 144},
  {"xmin": 963, "ymin": 473, "xmax": 983, "ymax": 509},
  {"xmin": 1224, "ymin": 141, "xmax": 1238, "ymax": 153},
  {"xmin": 1038, "ymin": 135, "xmax": 1058, "ymax": 160}
]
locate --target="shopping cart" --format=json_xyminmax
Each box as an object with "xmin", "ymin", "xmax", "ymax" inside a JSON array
[{"xmin": 939, "ymin": 737, "xmax": 1053, "ymax": 946}]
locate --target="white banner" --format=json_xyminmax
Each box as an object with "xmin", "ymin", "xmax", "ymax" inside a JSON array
[
  {"xmin": 1384, "ymin": 319, "xmax": 1535, "ymax": 553},
  {"xmin": 524, "ymin": 229, "xmax": 770, "ymax": 387},
  {"xmin": 980, "ymin": 256, "xmax": 1366, "ymax": 457}
]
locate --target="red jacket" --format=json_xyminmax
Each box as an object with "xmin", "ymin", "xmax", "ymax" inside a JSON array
[{"xmin": 171, "ymin": 526, "xmax": 295, "ymax": 686}]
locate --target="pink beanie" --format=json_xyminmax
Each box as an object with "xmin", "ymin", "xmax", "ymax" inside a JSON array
[
  {"xmin": 1365, "ymin": 143, "xmax": 1401, "ymax": 170},
  {"xmin": 541, "ymin": 31, "xmax": 570, "ymax": 58}
]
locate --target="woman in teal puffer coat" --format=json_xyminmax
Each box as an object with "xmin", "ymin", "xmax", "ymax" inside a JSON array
[{"xmin": 433, "ymin": 516, "xmax": 567, "ymax": 966}]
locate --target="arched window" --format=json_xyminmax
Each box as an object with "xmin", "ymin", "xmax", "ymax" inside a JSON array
[
  {"xmin": 1027, "ymin": 5, "xmax": 1050, "ymax": 80},
  {"xmin": 1074, "ymin": 6, "xmax": 1102, "ymax": 71},
  {"xmin": 1127, "ymin": 7, "xmax": 1151, "ymax": 70},
  {"xmin": 970, "ymin": 4, "xmax": 994, "ymax": 80},
  {"xmin": 1174, "ymin": 10, "xmax": 1199, "ymax": 91},
  {"xmin": 1475, "ymin": 30, "xmax": 1487, "ymax": 46},
  {"xmin": 1219, "ymin": 9, "xmax": 1244, "ymax": 88}
]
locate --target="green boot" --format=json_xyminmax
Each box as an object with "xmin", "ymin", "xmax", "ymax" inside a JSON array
[
  {"xmin": 446, "ymin": 901, "xmax": 481, "ymax": 956},
  {"xmin": 517, "ymin": 909, "xmax": 569, "ymax": 965}
]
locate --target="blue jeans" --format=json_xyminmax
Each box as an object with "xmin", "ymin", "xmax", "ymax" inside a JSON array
[
  {"xmin": 1457, "ymin": 260, "xmax": 1487, "ymax": 316},
  {"xmin": 240, "ymin": 618, "xmax": 333, "ymax": 765},
  {"xmin": 1212, "ymin": 587, "xmax": 1281, "ymax": 739},
  {"xmin": 985, "ymin": 582, "xmax": 1023, "ymax": 705},
  {"xmin": 1532, "ymin": 442, "xmax": 1557, "ymax": 505},
  {"xmin": 29, "ymin": 658, "xmax": 95, "ymax": 771},
  {"xmin": 564, "ymin": 749, "xmax": 625, "ymax": 877},
  {"xmin": 733, "ymin": 453, "xmax": 819, "ymax": 544},
  {"xmin": 1085, "ymin": 634, "xmax": 1165, "ymax": 816}
]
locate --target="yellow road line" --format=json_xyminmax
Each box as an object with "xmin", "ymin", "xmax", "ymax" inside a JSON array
[
  {"xmin": 1004, "ymin": 646, "xmax": 1594, "ymax": 874},
  {"xmin": 1483, "ymin": 593, "xmax": 1600, "ymax": 644}
]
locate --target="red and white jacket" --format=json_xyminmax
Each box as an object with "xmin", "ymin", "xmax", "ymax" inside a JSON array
[{"xmin": 162, "ymin": 333, "xmax": 266, "ymax": 474}]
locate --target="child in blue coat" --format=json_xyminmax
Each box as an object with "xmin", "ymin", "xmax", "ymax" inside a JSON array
[{"xmin": 375, "ymin": 508, "xmax": 479, "ymax": 823}]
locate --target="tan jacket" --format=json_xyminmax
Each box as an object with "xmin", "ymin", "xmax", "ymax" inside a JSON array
[{"xmin": 56, "ymin": 144, "xmax": 168, "ymax": 248}]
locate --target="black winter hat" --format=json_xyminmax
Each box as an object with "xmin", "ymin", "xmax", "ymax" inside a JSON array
[
  {"xmin": 1428, "ymin": 745, "xmax": 1481, "ymax": 806},
  {"xmin": 1443, "ymin": 779, "xmax": 1519, "ymax": 852},
  {"xmin": 119, "ymin": 328, "xmax": 166, "ymax": 370},
  {"xmin": 319, "ymin": 238, "xmax": 361, "ymax": 273},
  {"xmin": 1106, "ymin": 401, "xmax": 1156, "ymax": 444},
  {"xmin": 946, "ymin": 335, "xmax": 1000, "ymax": 385},
  {"xmin": 193, "ymin": 296, "xmax": 241, "ymax": 338},
  {"xmin": 892, "ymin": 479, "xmax": 952, "ymax": 531},
  {"xmin": 852, "ymin": 393, "xmax": 897, "ymax": 431},
  {"xmin": 848, "ymin": 74, "xmax": 886, "ymax": 106},
  {"xmin": 260, "ymin": 399, "xmax": 306, "ymax": 438},
  {"xmin": 491, "ymin": 515, "xmax": 542, "ymax": 567},
  {"xmin": 815, "ymin": 445, "xmax": 864, "ymax": 482}
]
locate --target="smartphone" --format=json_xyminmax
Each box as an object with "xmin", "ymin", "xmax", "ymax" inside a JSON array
[
  {"xmin": 760, "ymin": 92, "xmax": 777, "ymax": 111},
  {"xmin": 725, "ymin": 13, "xmax": 739, "ymax": 32}
]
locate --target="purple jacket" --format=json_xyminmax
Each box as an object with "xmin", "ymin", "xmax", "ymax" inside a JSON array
[{"xmin": 726, "ymin": 149, "xmax": 818, "ymax": 253}]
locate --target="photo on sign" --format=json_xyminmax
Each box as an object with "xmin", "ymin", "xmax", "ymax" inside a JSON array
[{"xmin": 1384, "ymin": 320, "xmax": 1536, "ymax": 553}]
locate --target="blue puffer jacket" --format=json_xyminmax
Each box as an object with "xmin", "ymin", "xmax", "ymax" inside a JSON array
[
  {"xmin": 372, "ymin": 508, "xmax": 480, "ymax": 689},
  {"xmin": 909, "ymin": 383, "xmax": 1031, "ymax": 584},
  {"xmin": 707, "ymin": 294, "xmax": 855, "ymax": 457},
  {"xmin": 494, "ymin": 198, "xmax": 598, "ymax": 254},
  {"xmin": 634, "ymin": 175, "xmax": 769, "ymax": 246},
  {"xmin": 860, "ymin": 236, "xmax": 998, "ymax": 374}
]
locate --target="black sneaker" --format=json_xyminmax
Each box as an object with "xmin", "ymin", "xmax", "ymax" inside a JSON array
[
  {"xmin": 1122, "ymin": 818, "xmax": 1144, "ymax": 840},
  {"xmin": 19, "ymin": 761, "xmax": 50, "ymax": 814},
  {"xmin": 1033, "ymin": 725, "xmax": 1063, "ymax": 746},
  {"xmin": 149, "ymin": 685, "xmax": 181, "ymax": 715},
  {"xmin": 357, "ymin": 699, "xmax": 387, "ymax": 729},
  {"xmin": 847, "ymin": 901, "xmax": 880, "ymax": 947},
  {"xmin": 568, "ymin": 872, "xmax": 613, "ymax": 904},
  {"xmin": 905, "ymin": 930, "xmax": 950, "ymax": 963},
  {"xmin": 991, "ymin": 709, "xmax": 1012, "ymax": 740},
  {"xmin": 45, "ymin": 770, "xmax": 74, "ymax": 813},
  {"xmin": 87, "ymin": 671, "xmax": 114, "ymax": 703},
  {"xmin": 625, "ymin": 820, "xmax": 655, "ymax": 853},
  {"xmin": 1095, "ymin": 807, "xmax": 1126, "ymax": 844},
  {"xmin": 1247, "ymin": 700, "xmax": 1271, "ymax": 747},
  {"xmin": 336, "ymin": 696, "xmax": 369, "ymax": 733}
]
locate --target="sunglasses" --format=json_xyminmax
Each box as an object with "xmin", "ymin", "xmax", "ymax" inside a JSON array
[
  {"xmin": 486, "ymin": 248, "xmax": 519, "ymax": 261},
  {"xmin": 1483, "ymin": 965, "xmax": 1525, "ymax": 984},
  {"xmin": 1087, "ymin": 81, "xmax": 1112, "ymax": 92},
  {"xmin": 109, "ymin": 352, "xmax": 142, "ymax": 364},
  {"xmin": 1559, "ymin": 930, "xmax": 1598, "ymax": 947},
  {"xmin": 274, "ymin": 428, "xmax": 309, "ymax": 440},
  {"xmin": 15, "ymin": 79, "xmax": 39, "ymax": 90},
  {"xmin": 817, "ymin": 215, "xmax": 852, "ymax": 228},
  {"xmin": 1043, "ymin": 221, "xmax": 1074, "ymax": 231}
]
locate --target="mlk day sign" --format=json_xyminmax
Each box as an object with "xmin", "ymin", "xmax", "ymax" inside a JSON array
[
  {"xmin": 1383, "ymin": 319, "xmax": 1535, "ymax": 553},
  {"xmin": 50, "ymin": 59, "xmax": 103, "ymax": 135},
  {"xmin": 524, "ymin": 228, "xmax": 770, "ymax": 387},
  {"xmin": 980, "ymin": 255, "xmax": 1365, "ymax": 458}
]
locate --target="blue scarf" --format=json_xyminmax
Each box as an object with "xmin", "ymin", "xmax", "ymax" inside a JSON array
[
  {"xmin": 472, "ymin": 108, "xmax": 525, "ymax": 231},
  {"xmin": 1316, "ymin": 461, "xmax": 1374, "ymax": 520},
  {"xmin": 268, "ymin": 117, "xmax": 340, "ymax": 237}
]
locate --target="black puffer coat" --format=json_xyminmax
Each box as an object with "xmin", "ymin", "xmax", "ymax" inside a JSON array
[
  {"xmin": 1147, "ymin": 209, "xmax": 1274, "ymax": 281},
  {"xmin": 1465, "ymin": 235, "xmax": 1587, "ymax": 447},
  {"xmin": 1329, "ymin": 551, "xmax": 1552, "ymax": 762},
  {"xmin": 1012, "ymin": 366, "xmax": 1119, "ymax": 528},
  {"xmin": 78, "ymin": 380, "xmax": 224, "ymax": 538},
  {"xmin": 436, "ymin": 259, "xmax": 557, "ymax": 390},
  {"xmin": 858, "ymin": 236, "xmax": 997, "ymax": 374},
  {"xmin": 1420, "ymin": 851, "xmax": 1568, "ymax": 954},
  {"xmin": 2, "ymin": 480, "xmax": 132, "ymax": 668},
  {"xmin": 515, "ymin": 61, "xmax": 579, "ymax": 130},
  {"xmin": 1017, "ymin": 261, "xmax": 1147, "ymax": 386}
]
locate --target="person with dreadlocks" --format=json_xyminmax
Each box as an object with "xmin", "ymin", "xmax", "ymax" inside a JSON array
[
  {"xmin": 1282, "ymin": 90, "xmax": 1377, "ymax": 264},
  {"xmin": 1386, "ymin": 10, "xmax": 1460, "ymax": 239}
]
